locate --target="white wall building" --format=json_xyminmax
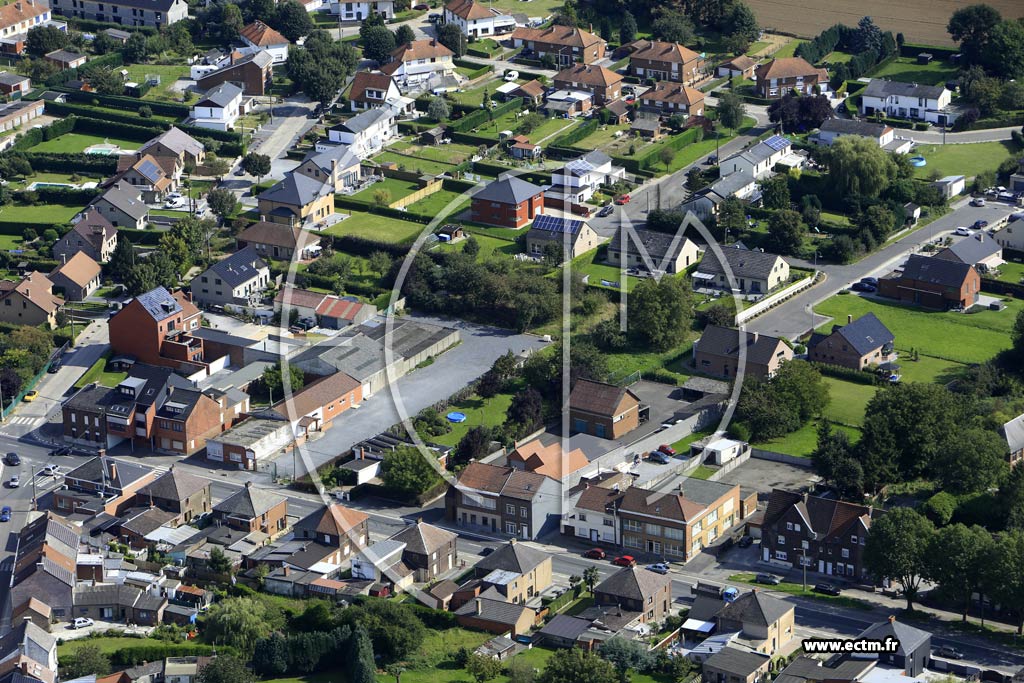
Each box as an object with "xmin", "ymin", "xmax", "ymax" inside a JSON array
[
  {"xmin": 325, "ymin": 108, "xmax": 397, "ymax": 159},
  {"xmin": 547, "ymin": 150, "xmax": 626, "ymax": 205},
  {"xmin": 189, "ymin": 82, "xmax": 243, "ymax": 131},
  {"xmin": 719, "ymin": 134, "xmax": 795, "ymax": 180},
  {"xmin": 381, "ymin": 38, "xmax": 455, "ymax": 88},
  {"xmin": 859, "ymin": 79, "xmax": 957, "ymax": 125},
  {"xmin": 442, "ymin": 0, "xmax": 516, "ymax": 38},
  {"xmin": 329, "ymin": 0, "xmax": 394, "ymax": 21}
]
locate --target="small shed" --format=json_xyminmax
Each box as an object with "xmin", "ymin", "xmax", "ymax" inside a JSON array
[
  {"xmin": 631, "ymin": 116, "xmax": 662, "ymax": 139},
  {"xmin": 917, "ymin": 53, "xmax": 933, "ymax": 65},
  {"xmin": 420, "ymin": 126, "xmax": 447, "ymax": 145},
  {"xmin": 436, "ymin": 224, "xmax": 465, "ymax": 242}
]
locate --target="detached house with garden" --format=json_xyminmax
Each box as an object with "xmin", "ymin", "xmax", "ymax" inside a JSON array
[
  {"xmin": 807, "ymin": 312, "xmax": 896, "ymax": 371},
  {"xmin": 859, "ymin": 80, "xmax": 956, "ymax": 125}
]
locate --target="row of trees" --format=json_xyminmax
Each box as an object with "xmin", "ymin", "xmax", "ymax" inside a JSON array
[{"xmin": 948, "ymin": 4, "xmax": 1024, "ymax": 80}]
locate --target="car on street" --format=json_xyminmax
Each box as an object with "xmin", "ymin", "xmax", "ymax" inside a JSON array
[
  {"xmin": 933, "ymin": 646, "xmax": 964, "ymax": 660},
  {"xmin": 645, "ymin": 563, "xmax": 670, "ymax": 574},
  {"xmin": 973, "ymin": 220, "xmax": 989, "ymax": 230},
  {"xmin": 614, "ymin": 194, "xmax": 631, "ymax": 205},
  {"xmin": 954, "ymin": 227, "xmax": 974, "ymax": 236},
  {"xmin": 971, "ymin": 197, "xmax": 986, "ymax": 207},
  {"xmin": 737, "ymin": 535, "xmax": 754, "ymax": 548},
  {"xmin": 0, "ymin": 506, "xmax": 10, "ymax": 522},
  {"xmin": 597, "ymin": 204, "xmax": 614, "ymax": 217},
  {"xmin": 8, "ymin": 475, "xmax": 19, "ymax": 488},
  {"xmin": 658, "ymin": 444, "xmax": 677, "ymax": 456},
  {"xmin": 504, "ymin": 70, "xmax": 519, "ymax": 81},
  {"xmin": 813, "ymin": 582, "xmax": 842, "ymax": 596},
  {"xmin": 72, "ymin": 618, "xmax": 94, "ymax": 629},
  {"xmin": 23, "ymin": 390, "xmax": 38, "ymax": 402},
  {"xmin": 705, "ymin": 154, "xmax": 718, "ymax": 165},
  {"xmin": 48, "ymin": 362, "xmax": 60, "ymax": 373},
  {"xmin": 851, "ymin": 281, "xmax": 876, "ymax": 292},
  {"xmin": 860, "ymin": 277, "xmax": 878, "ymax": 286},
  {"xmin": 5, "ymin": 452, "xmax": 19, "ymax": 465},
  {"xmin": 755, "ymin": 573, "xmax": 781, "ymax": 585},
  {"xmin": 42, "ymin": 464, "xmax": 59, "ymax": 476},
  {"xmin": 49, "ymin": 446, "xmax": 71, "ymax": 456},
  {"xmin": 413, "ymin": 3, "xmax": 428, "ymax": 8},
  {"xmin": 478, "ymin": 547, "xmax": 494, "ymax": 557},
  {"xmin": 612, "ymin": 555, "xmax": 636, "ymax": 567},
  {"xmin": 428, "ymin": 12, "xmax": 441, "ymax": 21},
  {"xmin": 584, "ymin": 548, "xmax": 606, "ymax": 559},
  {"xmin": 648, "ymin": 451, "xmax": 671, "ymax": 464}
]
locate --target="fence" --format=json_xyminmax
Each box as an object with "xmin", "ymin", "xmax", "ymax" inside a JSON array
[
  {"xmin": 0, "ymin": 343, "xmax": 64, "ymax": 420},
  {"xmin": 390, "ymin": 178, "xmax": 445, "ymax": 209},
  {"xmin": 751, "ymin": 448, "xmax": 813, "ymax": 468},
  {"xmin": 733, "ymin": 273, "xmax": 818, "ymax": 325},
  {"xmin": 707, "ymin": 448, "xmax": 752, "ymax": 481}
]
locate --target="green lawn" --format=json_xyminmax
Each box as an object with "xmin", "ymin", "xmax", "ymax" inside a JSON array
[
  {"xmin": 911, "ymin": 141, "xmax": 1020, "ymax": 179},
  {"xmin": 482, "ymin": 112, "xmax": 577, "ymax": 145},
  {"xmin": 0, "ymin": 203, "xmax": 81, "ymax": 225},
  {"xmin": 456, "ymin": 234, "xmax": 518, "ymax": 259},
  {"xmin": 405, "ymin": 190, "xmax": 471, "ymax": 219},
  {"xmin": 31, "ymin": 133, "xmax": 142, "ymax": 154},
  {"xmin": 822, "ymin": 51, "xmax": 854, "ymax": 64},
  {"xmin": 821, "ymin": 377, "xmax": 876, "ymax": 427},
  {"xmin": 814, "ymin": 293, "xmax": 1020, "ymax": 364},
  {"xmin": 773, "ymin": 40, "xmax": 806, "ymax": 58},
  {"xmin": 373, "ymin": 152, "xmax": 460, "ymax": 176},
  {"xmin": 897, "ymin": 354, "xmax": 968, "ymax": 384},
  {"xmin": 326, "ymin": 212, "xmax": 428, "ymax": 244},
  {"xmin": 995, "ymin": 260, "xmax": 1024, "ymax": 284},
  {"xmin": 690, "ymin": 465, "xmax": 717, "ymax": 479},
  {"xmin": 351, "ymin": 177, "xmax": 422, "ymax": 203},
  {"xmin": 574, "ymin": 123, "xmax": 632, "ymax": 150},
  {"xmin": 671, "ymin": 428, "xmax": 715, "ymax": 453},
  {"xmin": 74, "ymin": 354, "xmax": 128, "ymax": 389},
  {"xmin": 0, "ymin": 233, "xmax": 23, "ymax": 250},
  {"xmin": 754, "ymin": 421, "xmax": 861, "ymax": 457},
  {"xmin": 389, "ymin": 141, "xmax": 479, "ymax": 165},
  {"xmin": 746, "ymin": 40, "xmax": 770, "ymax": 55},
  {"xmin": 58, "ymin": 636, "xmax": 154, "ymax": 659},
  {"xmin": 429, "ymin": 389, "xmax": 517, "ymax": 447},
  {"xmin": 572, "ymin": 248, "xmax": 638, "ymax": 292},
  {"xmin": 869, "ymin": 56, "xmax": 959, "ymax": 86},
  {"xmin": 125, "ymin": 64, "xmax": 192, "ymax": 103},
  {"xmin": 820, "ymin": 210, "xmax": 851, "ymax": 226},
  {"xmin": 729, "ymin": 573, "xmax": 874, "ymax": 610}
]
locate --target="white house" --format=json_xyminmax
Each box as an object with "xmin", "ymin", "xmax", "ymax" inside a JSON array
[
  {"xmin": 191, "ymin": 246, "xmax": 270, "ymax": 310},
  {"xmin": 561, "ymin": 486, "xmax": 621, "ymax": 545},
  {"xmin": 995, "ymin": 217, "xmax": 1024, "ymax": 252},
  {"xmin": 720, "ymin": 134, "xmax": 798, "ymax": 180},
  {"xmin": 442, "ymin": 0, "xmax": 515, "ymax": 38},
  {"xmin": 679, "ymin": 172, "xmax": 758, "ymax": 219},
  {"xmin": 329, "ymin": 0, "xmax": 394, "ymax": 21},
  {"xmin": 380, "ymin": 39, "xmax": 455, "ymax": 88},
  {"xmin": 189, "ymin": 82, "xmax": 243, "ymax": 131},
  {"xmin": 350, "ymin": 539, "xmax": 414, "ymax": 590},
  {"xmin": 324, "ymin": 108, "xmax": 397, "ymax": 159},
  {"xmin": 239, "ymin": 20, "xmax": 290, "ymax": 64},
  {"xmin": 547, "ymin": 150, "xmax": 626, "ymax": 205},
  {"xmin": 817, "ymin": 118, "xmax": 894, "ymax": 147},
  {"xmin": 859, "ymin": 79, "xmax": 957, "ymax": 126},
  {"xmin": 347, "ymin": 70, "xmax": 402, "ymax": 111}
]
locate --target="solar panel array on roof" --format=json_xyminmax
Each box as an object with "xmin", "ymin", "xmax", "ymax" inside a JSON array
[
  {"xmin": 565, "ymin": 158, "xmax": 595, "ymax": 174},
  {"xmin": 135, "ymin": 287, "xmax": 181, "ymax": 320},
  {"xmin": 137, "ymin": 159, "xmax": 163, "ymax": 183},
  {"xmin": 762, "ymin": 135, "xmax": 789, "ymax": 151},
  {"xmin": 531, "ymin": 214, "xmax": 583, "ymax": 234}
]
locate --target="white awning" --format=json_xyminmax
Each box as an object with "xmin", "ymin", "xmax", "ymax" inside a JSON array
[
  {"xmin": 682, "ymin": 618, "xmax": 716, "ymax": 633},
  {"xmin": 692, "ymin": 272, "xmax": 715, "ymax": 280}
]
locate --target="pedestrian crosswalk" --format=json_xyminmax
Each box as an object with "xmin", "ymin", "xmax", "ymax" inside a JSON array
[{"xmin": 6, "ymin": 416, "xmax": 43, "ymax": 427}]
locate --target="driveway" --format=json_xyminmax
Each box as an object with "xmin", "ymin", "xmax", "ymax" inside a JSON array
[
  {"xmin": 247, "ymin": 96, "xmax": 318, "ymax": 180},
  {"xmin": 747, "ymin": 200, "xmax": 1019, "ymax": 340}
]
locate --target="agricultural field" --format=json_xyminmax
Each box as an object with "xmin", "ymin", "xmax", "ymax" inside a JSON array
[
  {"xmin": 869, "ymin": 56, "xmax": 959, "ymax": 86},
  {"xmin": 911, "ymin": 141, "xmax": 1020, "ymax": 179},
  {"xmin": 746, "ymin": 0, "xmax": 1023, "ymax": 46}
]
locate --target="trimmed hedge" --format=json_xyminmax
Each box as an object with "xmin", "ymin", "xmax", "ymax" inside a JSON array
[
  {"xmin": 809, "ymin": 361, "xmax": 879, "ymax": 385},
  {"xmin": 57, "ymin": 89, "xmax": 190, "ymax": 119},
  {"xmin": 448, "ymin": 130, "xmax": 500, "ymax": 147},
  {"xmin": 549, "ymin": 117, "xmax": 598, "ymax": 147},
  {"xmin": 14, "ymin": 187, "xmax": 100, "ymax": 204},
  {"xmin": 40, "ymin": 101, "xmax": 160, "ymax": 128},
  {"xmin": 442, "ymin": 178, "xmax": 476, "ymax": 193},
  {"xmin": 111, "ymin": 643, "xmax": 232, "ymax": 667},
  {"xmin": 452, "ymin": 58, "xmax": 492, "ymax": 80},
  {"xmin": 449, "ymin": 99, "xmax": 521, "ymax": 133},
  {"xmin": 612, "ymin": 127, "xmax": 701, "ymax": 173},
  {"xmin": 0, "ymin": 221, "xmax": 66, "ymax": 234},
  {"xmin": 981, "ymin": 278, "xmax": 1024, "ymax": 298},
  {"xmin": 332, "ymin": 234, "xmax": 412, "ymax": 258},
  {"xmin": 334, "ymin": 196, "xmax": 433, "ymax": 223},
  {"xmin": 119, "ymin": 229, "xmax": 165, "ymax": 246},
  {"xmin": 19, "ymin": 152, "xmax": 118, "ymax": 175},
  {"xmin": 472, "ymin": 161, "xmax": 552, "ymax": 184},
  {"xmin": 73, "ymin": 115, "xmax": 166, "ymax": 141},
  {"xmin": 898, "ymin": 43, "xmax": 958, "ymax": 60}
]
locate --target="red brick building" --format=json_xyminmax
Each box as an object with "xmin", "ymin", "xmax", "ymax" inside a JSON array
[
  {"xmin": 552, "ymin": 64, "xmax": 623, "ymax": 105},
  {"xmin": 108, "ymin": 286, "xmax": 205, "ymax": 372},
  {"xmin": 754, "ymin": 57, "xmax": 828, "ymax": 99},
  {"xmin": 877, "ymin": 254, "xmax": 980, "ymax": 310},
  {"xmin": 212, "ymin": 482, "xmax": 288, "ymax": 534},
  {"xmin": 196, "ymin": 50, "xmax": 273, "ymax": 96},
  {"xmin": 627, "ymin": 39, "xmax": 705, "ymax": 86},
  {"xmin": 511, "ymin": 25, "xmax": 604, "ymax": 65},
  {"xmin": 470, "ymin": 177, "xmax": 545, "ymax": 229}
]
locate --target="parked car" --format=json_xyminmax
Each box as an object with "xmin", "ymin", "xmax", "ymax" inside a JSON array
[
  {"xmin": 8, "ymin": 475, "xmax": 19, "ymax": 488},
  {"xmin": 954, "ymin": 227, "xmax": 974, "ymax": 236},
  {"xmin": 648, "ymin": 451, "xmax": 671, "ymax": 464},
  {"xmin": 48, "ymin": 362, "xmax": 60, "ymax": 373},
  {"xmin": 737, "ymin": 535, "xmax": 754, "ymax": 548},
  {"xmin": 705, "ymin": 154, "xmax": 718, "ymax": 165},
  {"xmin": 755, "ymin": 573, "xmax": 781, "ymax": 585},
  {"xmin": 860, "ymin": 277, "xmax": 878, "ymax": 286},
  {"xmin": 612, "ymin": 555, "xmax": 636, "ymax": 567},
  {"xmin": 0, "ymin": 506, "xmax": 10, "ymax": 522},
  {"xmin": 41, "ymin": 464, "xmax": 59, "ymax": 476},
  {"xmin": 851, "ymin": 281, "xmax": 876, "ymax": 292},
  {"xmin": 478, "ymin": 547, "xmax": 494, "ymax": 557},
  {"xmin": 645, "ymin": 563, "xmax": 670, "ymax": 575},
  {"xmin": 934, "ymin": 646, "xmax": 964, "ymax": 660},
  {"xmin": 813, "ymin": 582, "xmax": 842, "ymax": 596},
  {"xmin": 413, "ymin": 3, "xmax": 429, "ymax": 8},
  {"xmin": 614, "ymin": 194, "xmax": 631, "ymax": 205},
  {"xmin": 504, "ymin": 70, "xmax": 519, "ymax": 81},
  {"xmin": 428, "ymin": 13, "xmax": 441, "ymax": 21},
  {"xmin": 49, "ymin": 446, "xmax": 71, "ymax": 457},
  {"xmin": 72, "ymin": 617, "xmax": 94, "ymax": 630},
  {"xmin": 658, "ymin": 444, "xmax": 677, "ymax": 456},
  {"xmin": 22, "ymin": 390, "xmax": 37, "ymax": 402},
  {"xmin": 971, "ymin": 197, "xmax": 986, "ymax": 207},
  {"xmin": 5, "ymin": 452, "xmax": 19, "ymax": 466},
  {"xmin": 597, "ymin": 204, "xmax": 614, "ymax": 217},
  {"xmin": 584, "ymin": 548, "xmax": 606, "ymax": 559},
  {"xmin": 973, "ymin": 220, "xmax": 989, "ymax": 230}
]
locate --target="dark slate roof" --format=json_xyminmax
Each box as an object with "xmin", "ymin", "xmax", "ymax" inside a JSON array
[
  {"xmin": 762, "ymin": 489, "xmax": 875, "ymax": 541},
  {"xmin": 259, "ymin": 172, "xmax": 333, "ymax": 208},
  {"xmin": 695, "ymin": 325, "xmax": 788, "ymax": 366},
  {"xmin": 336, "ymin": 107, "xmax": 392, "ymax": 134},
  {"xmin": 594, "ymin": 566, "xmax": 670, "ymax": 603},
  {"xmin": 0, "ymin": 72, "xmax": 28, "ymax": 86},
  {"xmin": 474, "ymin": 176, "xmax": 545, "ymax": 205},
  {"xmin": 139, "ymin": 468, "xmax": 208, "ymax": 503},
  {"xmin": 133, "ymin": 286, "xmax": 181, "ymax": 320},
  {"xmin": 705, "ymin": 647, "xmax": 771, "ymax": 677},
  {"xmin": 97, "ymin": 182, "xmax": 148, "ymax": 220},
  {"xmin": 935, "ymin": 232, "xmax": 1002, "ymax": 266},
  {"xmin": 474, "ymin": 540, "xmax": 549, "ymax": 575},
  {"xmin": 140, "ymin": 127, "xmax": 205, "ymax": 159},
  {"xmin": 899, "ymin": 253, "xmax": 974, "ymax": 287},
  {"xmin": 197, "ymin": 82, "xmax": 242, "ymax": 108},
  {"xmin": 65, "ymin": 457, "xmax": 152, "ymax": 490},
  {"xmin": 828, "ymin": 312, "xmax": 894, "ymax": 356},
  {"xmin": 540, "ymin": 614, "xmax": 592, "ymax": 641},
  {"xmin": 863, "ymin": 79, "xmax": 946, "ymax": 100},
  {"xmin": 696, "ymin": 245, "xmax": 787, "ymax": 280},
  {"xmin": 454, "ymin": 597, "xmax": 531, "ymax": 625},
  {"xmin": 202, "ymin": 246, "xmax": 267, "ymax": 288},
  {"xmin": 609, "ymin": 227, "xmax": 693, "ymax": 262},
  {"xmin": 776, "ymin": 655, "xmax": 874, "ymax": 683},
  {"xmin": 388, "ymin": 521, "xmax": 456, "ymax": 555},
  {"xmin": 819, "ymin": 118, "xmax": 889, "ymax": 137},
  {"xmin": 856, "ymin": 618, "xmax": 930, "ymax": 656},
  {"xmin": 214, "ymin": 484, "xmax": 286, "ymax": 518},
  {"xmin": 569, "ymin": 379, "xmax": 639, "ymax": 417},
  {"xmin": 717, "ymin": 590, "xmax": 791, "ymax": 627}
]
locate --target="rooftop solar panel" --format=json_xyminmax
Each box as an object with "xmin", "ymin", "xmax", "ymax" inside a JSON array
[
  {"xmin": 532, "ymin": 214, "xmax": 582, "ymax": 234},
  {"xmin": 762, "ymin": 135, "xmax": 789, "ymax": 151}
]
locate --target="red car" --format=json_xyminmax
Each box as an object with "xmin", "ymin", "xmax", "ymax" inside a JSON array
[
  {"xmin": 658, "ymin": 444, "xmax": 677, "ymax": 456},
  {"xmin": 583, "ymin": 548, "xmax": 606, "ymax": 559},
  {"xmin": 612, "ymin": 555, "xmax": 636, "ymax": 567},
  {"xmin": 614, "ymin": 194, "xmax": 631, "ymax": 205}
]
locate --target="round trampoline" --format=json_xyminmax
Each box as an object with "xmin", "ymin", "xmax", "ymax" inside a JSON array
[
  {"xmin": 447, "ymin": 412, "xmax": 467, "ymax": 423},
  {"xmin": 909, "ymin": 156, "xmax": 927, "ymax": 167}
]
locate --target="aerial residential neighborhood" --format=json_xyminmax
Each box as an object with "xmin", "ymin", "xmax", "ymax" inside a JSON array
[{"xmin": 0, "ymin": 1, "xmax": 1023, "ymax": 683}]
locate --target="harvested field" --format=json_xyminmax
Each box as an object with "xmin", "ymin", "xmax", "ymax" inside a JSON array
[{"xmin": 747, "ymin": 0, "xmax": 1024, "ymax": 47}]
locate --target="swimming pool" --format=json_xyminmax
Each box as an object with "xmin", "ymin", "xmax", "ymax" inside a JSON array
[
  {"xmin": 446, "ymin": 412, "xmax": 467, "ymax": 423},
  {"xmin": 26, "ymin": 182, "xmax": 77, "ymax": 190}
]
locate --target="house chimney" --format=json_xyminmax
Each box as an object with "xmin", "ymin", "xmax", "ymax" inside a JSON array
[
  {"xmin": 475, "ymin": 597, "xmax": 482, "ymax": 614},
  {"xmin": 847, "ymin": 314, "xmax": 852, "ymax": 324},
  {"xmin": 750, "ymin": 331, "xmax": 758, "ymax": 344},
  {"xmin": 108, "ymin": 460, "xmax": 117, "ymax": 481},
  {"xmin": 888, "ymin": 615, "xmax": 896, "ymax": 624},
  {"xmin": 282, "ymin": 565, "xmax": 290, "ymax": 576}
]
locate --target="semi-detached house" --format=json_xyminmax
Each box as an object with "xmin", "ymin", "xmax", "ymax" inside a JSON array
[
  {"xmin": 325, "ymin": 107, "xmax": 397, "ymax": 159},
  {"xmin": 447, "ymin": 461, "xmax": 561, "ymax": 539},
  {"xmin": 754, "ymin": 57, "xmax": 828, "ymax": 99},
  {"xmin": 213, "ymin": 481, "xmax": 288, "ymax": 534},
  {"xmin": 511, "ymin": 25, "xmax": 604, "ymax": 66},
  {"xmin": 860, "ymin": 79, "xmax": 956, "ymax": 125},
  {"xmin": 0, "ymin": 271, "xmax": 63, "ymax": 328},
  {"xmin": 191, "ymin": 246, "xmax": 271, "ymax": 311},
  {"xmin": 627, "ymin": 39, "xmax": 704, "ymax": 86},
  {"xmin": 552, "ymin": 64, "xmax": 622, "ymax": 106},
  {"xmin": 0, "ymin": 0, "xmax": 65, "ymax": 55},
  {"xmin": 381, "ymin": 39, "xmax": 455, "ymax": 88},
  {"xmin": 53, "ymin": 209, "xmax": 117, "ymax": 264},
  {"xmin": 443, "ymin": 0, "xmax": 515, "ymax": 38}
]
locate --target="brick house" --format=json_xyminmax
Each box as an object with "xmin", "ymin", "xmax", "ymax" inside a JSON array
[
  {"xmin": 54, "ymin": 457, "xmax": 158, "ymax": 517},
  {"xmin": 568, "ymin": 379, "xmax": 641, "ymax": 440},
  {"xmin": 257, "ymin": 170, "xmax": 335, "ymax": 228},
  {"xmin": 196, "ymin": 50, "xmax": 273, "ymax": 96},
  {"xmin": 447, "ymin": 462, "xmax": 560, "ymax": 539},
  {"xmin": 511, "ymin": 25, "xmax": 604, "ymax": 65},
  {"xmin": 388, "ymin": 520, "xmax": 458, "ymax": 582},
  {"xmin": 716, "ymin": 590, "xmax": 795, "ymax": 655},
  {"xmin": 754, "ymin": 57, "xmax": 828, "ymax": 99},
  {"xmin": 108, "ymin": 287, "xmax": 205, "ymax": 371},
  {"xmin": 627, "ymin": 39, "xmax": 704, "ymax": 85},
  {"xmin": 877, "ymin": 254, "xmax": 980, "ymax": 310},
  {"xmin": 454, "ymin": 597, "xmax": 537, "ymax": 636},
  {"xmin": 760, "ymin": 489, "xmax": 878, "ymax": 580},
  {"xmin": 0, "ymin": 71, "xmax": 30, "ymax": 96},
  {"xmin": 807, "ymin": 312, "xmax": 896, "ymax": 371},
  {"xmin": 294, "ymin": 503, "xmax": 370, "ymax": 560},
  {"xmin": 53, "ymin": 209, "xmax": 117, "ymax": 264},
  {"xmin": 553, "ymin": 64, "xmax": 622, "ymax": 105},
  {"xmin": 637, "ymin": 82, "xmax": 705, "ymax": 118},
  {"xmin": 0, "ymin": 271, "xmax": 63, "ymax": 327},
  {"xmin": 236, "ymin": 221, "xmax": 322, "ymax": 262},
  {"xmin": 594, "ymin": 566, "xmax": 671, "ymax": 625},
  {"xmin": 693, "ymin": 326, "xmax": 793, "ymax": 380},
  {"xmin": 10, "ymin": 513, "xmax": 79, "ymax": 622},
  {"xmin": 266, "ymin": 371, "xmax": 363, "ymax": 438},
  {"xmin": 470, "ymin": 177, "xmax": 545, "ymax": 229},
  {"xmin": 137, "ymin": 467, "xmax": 212, "ymax": 525},
  {"xmin": 212, "ymin": 482, "xmax": 288, "ymax": 534}
]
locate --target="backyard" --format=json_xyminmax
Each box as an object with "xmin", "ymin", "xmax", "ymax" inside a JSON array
[
  {"xmin": 0, "ymin": 203, "xmax": 82, "ymax": 224},
  {"xmin": 390, "ymin": 140, "xmax": 480, "ymax": 165},
  {"xmin": 326, "ymin": 212, "xmax": 427, "ymax": 243},
  {"xmin": 405, "ymin": 189, "xmax": 470, "ymax": 218},
  {"xmin": 125, "ymin": 64, "xmax": 192, "ymax": 103},
  {"xmin": 351, "ymin": 177, "xmax": 422, "ymax": 204},
  {"xmin": 74, "ymin": 354, "xmax": 128, "ymax": 389},
  {"xmin": 571, "ymin": 248, "xmax": 639, "ymax": 292},
  {"xmin": 429, "ymin": 387, "xmax": 518, "ymax": 448},
  {"xmin": 372, "ymin": 151, "xmax": 460, "ymax": 176},
  {"xmin": 31, "ymin": 133, "xmax": 142, "ymax": 154},
  {"xmin": 868, "ymin": 56, "xmax": 959, "ymax": 86},
  {"xmin": 911, "ymin": 141, "xmax": 1020, "ymax": 179}
]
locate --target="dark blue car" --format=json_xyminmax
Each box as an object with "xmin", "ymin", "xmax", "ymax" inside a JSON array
[{"xmin": 0, "ymin": 506, "xmax": 11, "ymax": 522}]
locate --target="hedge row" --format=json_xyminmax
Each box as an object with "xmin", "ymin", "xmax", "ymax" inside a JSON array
[
  {"xmin": 549, "ymin": 117, "xmax": 598, "ymax": 147},
  {"xmin": 968, "ymin": 111, "xmax": 1024, "ymax": 131},
  {"xmin": 472, "ymin": 161, "xmax": 552, "ymax": 184},
  {"xmin": 334, "ymin": 196, "xmax": 433, "ymax": 223},
  {"xmin": 41, "ymin": 101, "xmax": 160, "ymax": 129},
  {"xmin": 332, "ymin": 234, "xmax": 412, "ymax": 258},
  {"xmin": 58, "ymin": 89, "xmax": 190, "ymax": 118},
  {"xmin": 0, "ymin": 221, "xmax": 64, "ymax": 234},
  {"xmin": 452, "ymin": 58, "xmax": 492, "ymax": 80},
  {"xmin": 544, "ymin": 144, "xmax": 589, "ymax": 160},
  {"xmin": 73, "ymin": 115, "xmax": 166, "ymax": 141},
  {"xmin": 899, "ymin": 43, "xmax": 959, "ymax": 60},
  {"xmin": 19, "ymin": 151, "xmax": 118, "ymax": 175},
  {"xmin": 442, "ymin": 178, "xmax": 476, "ymax": 194},
  {"xmin": 809, "ymin": 361, "xmax": 880, "ymax": 385},
  {"xmin": 119, "ymin": 229, "xmax": 165, "ymax": 246},
  {"xmin": 46, "ymin": 52, "xmax": 124, "ymax": 88},
  {"xmin": 981, "ymin": 278, "xmax": 1024, "ymax": 298},
  {"xmin": 111, "ymin": 643, "xmax": 232, "ymax": 667},
  {"xmin": 14, "ymin": 187, "xmax": 100, "ymax": 204},
  {"xmin": 448, "ymin": 130, "xmax": 500, "ymax": 147},
  {"xmin": 612, "ymin": 127, "xmax": 701, "ymax": 173}
]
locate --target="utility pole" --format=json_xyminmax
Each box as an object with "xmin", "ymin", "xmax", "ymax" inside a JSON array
[{"xmin": 801, "ymin": 549, "xmax": 807, "ymax": 592}]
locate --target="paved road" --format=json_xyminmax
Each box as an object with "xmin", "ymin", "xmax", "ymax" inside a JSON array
[
  {"xmin": 747, "ymin": 200, "xmax": 1019, "ymax": 340},
  {"xmin": 904, "ymin": 125, "xmax": 1020, "ymax": 144},
  {"xmin": 247, "ymin": 97, "xmax": 318, "ymax": 180}
]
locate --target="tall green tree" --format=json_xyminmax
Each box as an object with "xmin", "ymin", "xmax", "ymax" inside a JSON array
[
  {"xmin": 619, "ymin": 11, "xmax": 637, "ymax": 45},
  {"xmin": 220, "ymin": 3, "xmax": 245, "ymax": 42},
  {"xmin": 828, "ymin": 136, "xmax": 897, "ymax": 199},
  {"xmin": 716, "ymin": 91, "xmax": 746, "ymax": 130},
  {"xmin": 203, "ymin": 597, "xmax": 276, "ymax": 651},
  {"xmin": 196, "ymin": 656, "xmax": 254, "ymax": 683},
  {"xmin": 242, "ymin": 153, "xmax": 271, "ymax": 183},
  {"xmin": 465, "ymin": 654, "xmax": 502, "ymax": 683},
  {"xmin": 947, "ymin": 4, "xmax": 1002, "ymax": 65},
  {"xmin": 207, "ymin": 188, "xmax": 239, "ymax": 220},
  {"xmin": 926, "ymin": 524, "xmax": 994, "ymax": 621},
  {"xmin": 599, "ymin": 638, "xmax": 651, "ymax": 683},
  {"xmin": 540, "ymin": 648, "xmax": 617, "ymax": 683},
  {"xmin": 765, "ymin": 209, "xmax": 804, "ymax": 255},
  {"xmin": 437, "ymin": 22, "xmax": 467, "ymax": 57},
  {"xmin": 933, "ymin": 428, "xmax": 1007, "ymax": 494},
  {"xmin": 760, "ymin": 174, "xmax": 790, "ymax": 210},
  {"xmin": 362, "ymin": 25, "xmax": 397, "ymax": 62},
  {"xmin": 379, "ymin": 445, "xmax": 442, "ymax": 496},
  {"xmin": 627, "ymin": 276, "xmax": 693, "ymax": 350},
  {"xmin": 26, "ymin": 25, "xmax": 69, "ymax": 58},
  {"xmin": 63, "ymin": 645, "xmax": 110, "ymax": 679},
  {"xmin": 987, "ymin": 529, "xmax": 1024, "ymax": 633},
  {"xmin": 348, "ymin": 626, "xmax": 377, "ymax": 683},
  {"xmin": 395, "ymin": 24, "xmax": 415, "ymax": 45},
  {"xmin": 273, "ymin": 0, "xmax": 315, "ymax": 41},
  {"xmin": 864, "ymin": 508, "xmax": 934, "ymax": 610}
]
